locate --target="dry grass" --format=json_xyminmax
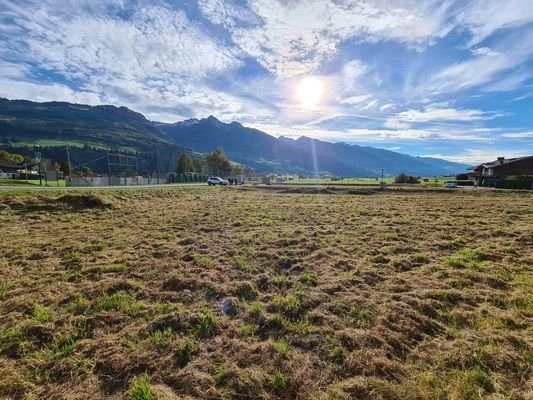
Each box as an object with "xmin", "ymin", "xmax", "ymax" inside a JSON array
[{"xmin": 0, "ymin": 187, "xmax": 531, "ymax": 399}]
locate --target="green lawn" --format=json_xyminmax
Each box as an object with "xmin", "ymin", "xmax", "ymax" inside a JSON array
[{"xmin": 0, "ymin": 179, "xmax": 65, "ymax": 187}]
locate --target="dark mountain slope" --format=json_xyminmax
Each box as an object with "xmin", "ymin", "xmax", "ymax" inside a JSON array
[{"xmin": 0, "ymin": 98, "xmax": 172, "ymax": 151}]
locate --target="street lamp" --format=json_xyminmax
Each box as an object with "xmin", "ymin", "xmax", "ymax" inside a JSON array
[{"xmin": 34, "ymin": 145, "xmax": 42, "ymax": 186}]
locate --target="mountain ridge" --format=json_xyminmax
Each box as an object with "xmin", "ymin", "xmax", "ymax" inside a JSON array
[
  {"xmin": 158, "ymin": 115, "xmax": 469, "ymax": 176},
  {"xmin": 0, "ymin": 98, "xmax": 469, "ymax": 176}
]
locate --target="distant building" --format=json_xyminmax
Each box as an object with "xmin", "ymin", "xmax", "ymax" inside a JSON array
[
  {"xmin": 469, "ymin": 156, "xmax": 533, "ymax": 186},
  {"xmin": 0, "ymin": 162, "xmax": 24, "ymax": 179}
]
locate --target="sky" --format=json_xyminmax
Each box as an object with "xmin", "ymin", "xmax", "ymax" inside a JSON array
[{"xmin": 1, "ymin": 0, "xmax": 533, "ymax": 163}]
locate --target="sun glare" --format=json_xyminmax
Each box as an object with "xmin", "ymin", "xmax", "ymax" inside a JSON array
[{"xmin": 296, "ymin": 76, "xmax": 323, "ymax": 107}]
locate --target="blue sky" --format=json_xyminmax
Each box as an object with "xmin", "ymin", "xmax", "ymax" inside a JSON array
[{"xmin": 1, "ymin": 0, "xmax": 533, "ymax": 163}]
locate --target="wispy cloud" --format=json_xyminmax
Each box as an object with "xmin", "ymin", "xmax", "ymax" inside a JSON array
[
  {"xmin": 456, "ymin": 0, "xmax": 533, "ymax": 46},
  {"xmin": 339, "ymin": 95, "xmax": 372, "ymax": 105},
  {"xmin": 501, "ymin": 131, "xmax": 533, "ymax": 138},
  {"xmin": 200, "ymin": 0, "xmax": 456, "ymax": 77}
]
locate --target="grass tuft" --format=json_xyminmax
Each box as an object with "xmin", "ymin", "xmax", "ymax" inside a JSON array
[{"xmin": 129, "ymin": 374, "xmax": 152, "ymax": 400}]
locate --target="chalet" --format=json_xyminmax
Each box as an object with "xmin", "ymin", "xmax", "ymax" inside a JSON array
[{"xmin": 469, "ymin": 156, "xmax": 533, "ymax": 186}]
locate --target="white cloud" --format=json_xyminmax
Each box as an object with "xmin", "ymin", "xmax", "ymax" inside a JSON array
[
  {"xmin": 457, "ymin": 0, "xmax": 533, "ymax": 46},
  {"xmin": 200, "ymin": 0, "xmax": 456, "ymax": 77},
  {"xmin": 421, "ymin": 149, "xmax": 531, "ymax": 164},
  {"xmin": 339, "ymin": 94, "xmax": 372, "ymax": 105},
  {"xmin": 380, "ymin": 103, "xmax": 395, "ymax": 112},
  {"xmin": 419, "ymin": 27, "xmax": 533, "ymax": 95},
  {"xmin": 394, "ymin": 105, "xmax": 496, "ymax": 123},
  {"xmin": 383, "ymin": 104, "xmax": 502, "ymax": 130},
  {"xmin": 0, "ymin": 77, "xmax": 103, "ymax": 105},
  {"xmin": 360, "ymin": 99, "xmax": 379, "ymax": 111},
  {"xmin": 501, "ymin": 132, "xmax": 533, "ymax": 138},
  {"xmin": 0, "ymin": 0, "xmax": 251, "ymax": 121},
  {"xmin": 471, "ymin": 47, "xmax": 499, "ymax": 57}
]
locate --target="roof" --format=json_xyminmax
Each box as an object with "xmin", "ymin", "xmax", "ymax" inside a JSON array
[
  {"xmin": 0, "ymin": 162, "xmax": 25, "ymax": 169},
  {"xmin": 481, "ymin": 155, "xmax": 533, "ymax": 168}
]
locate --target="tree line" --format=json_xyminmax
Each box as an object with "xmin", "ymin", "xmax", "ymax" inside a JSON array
[{"xmin": 176, "ymin": 147, "xmax": 244, "ymax": 177}]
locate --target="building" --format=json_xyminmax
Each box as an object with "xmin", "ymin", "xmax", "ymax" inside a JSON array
[
  {"xmin": 0, "ymin": 162, "xmax": 24, "ymax": 179},
  {"xmin": 469, "ymin": 156, "xmax": 533, "ymax": 186}
]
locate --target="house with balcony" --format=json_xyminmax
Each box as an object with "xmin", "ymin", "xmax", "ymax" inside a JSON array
[{"xmin": 469, "ymin": 156, "xmax": 533, "ymax": 187}]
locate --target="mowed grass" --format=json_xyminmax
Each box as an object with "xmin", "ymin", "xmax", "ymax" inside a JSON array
[{"xmin": 0, "ymin": 187, "xmax": 531, "ymax": 399}]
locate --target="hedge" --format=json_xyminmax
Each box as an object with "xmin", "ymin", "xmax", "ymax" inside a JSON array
[{"xmin": 495, "ymin": 179, "xmax": 533, "ymax": 190}]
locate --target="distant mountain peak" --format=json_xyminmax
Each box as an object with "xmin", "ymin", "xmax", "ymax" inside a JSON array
[{"xmin": 171, "ymin": 118, "xmax": 199, "ymax": 127}]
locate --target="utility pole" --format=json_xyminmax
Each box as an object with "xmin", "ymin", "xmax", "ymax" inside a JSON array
[
  {"xmin": 107, "ymin": 152, "xmax": 112, "ymax": 185},
  {"xmin": 66, "ymin": 145, "xmax": 72, "ymax": 186},
  {"xmin": 156, "ymin": 148, "xmax": 161, "ymax": 184},
  {"xmin": 34, "ymin": 145, "xmax": 42, "ymax": 186},
  {"xmin": 66, "ymin": 146, "xmax": 72, "ymax": 175}
]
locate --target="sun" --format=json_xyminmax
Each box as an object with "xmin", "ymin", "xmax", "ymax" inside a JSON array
[{"xmin": 296, "ymin": 76, "xmax": 323, "ymax": 107}]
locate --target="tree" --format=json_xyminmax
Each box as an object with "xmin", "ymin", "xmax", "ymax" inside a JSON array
[
  {"xmin": 0, "ymin": 149, "xmax": 24, "ymax": 164},
  {"xmin": 204, "ymin": 147, "xmax": 232, "ymax": 177},
  {"xmin": 176, "ymin": 153, "xmax": 195, "ymax": 173},
  {"xmin": 456, "ymin": 173, "xmax": 469, "ymax": 180},
  {"xmin": 395, "ymin": 173, "xmax": 408, "ymax": 183},
  {"xmin": 232, "ymin": 164, "xmax": 244, "ymax": 176},
  {"xmin": 59, "ymin": 161, "xmax": 71, "ymax": 176}
]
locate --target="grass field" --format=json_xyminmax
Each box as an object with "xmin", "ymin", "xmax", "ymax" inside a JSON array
[
  {"xmin": 0, "ymin": 187, "xmax": 531, "ymax": 399},
  {"xmin": 0, "ymin": 179, "xmax": 66, "ymax": 187},
  {"xmin": 283, "ymin": 177, "xmax": 453, "ymax": 186}
]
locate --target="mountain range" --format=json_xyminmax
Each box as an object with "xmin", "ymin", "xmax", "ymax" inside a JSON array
[{"xmin": 0, "ymin": 98, "xmax": 469, "ymax": 176}]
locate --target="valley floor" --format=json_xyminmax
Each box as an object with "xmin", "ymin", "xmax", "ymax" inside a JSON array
[{"xmin": 0, "ymin": 187, "xmax": 531, "ymax": 399}]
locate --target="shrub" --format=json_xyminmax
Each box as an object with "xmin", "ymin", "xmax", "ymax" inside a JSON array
[{"xmin": 395, "ymin": 173, "xmax": 419, "ymax": 184}]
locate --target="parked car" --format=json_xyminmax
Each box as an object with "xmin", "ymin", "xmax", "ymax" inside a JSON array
[
  {"xmin": 207, "ymin": 176, "xmax": 228, "ymax": 186},
  {"xmin": 444, "ymin": 180, "xmax": 458, "ymax": 188}
]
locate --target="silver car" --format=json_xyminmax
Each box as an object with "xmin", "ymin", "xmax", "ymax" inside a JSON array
[
  {"xmin": 444, "ymin": 180, "xmax": 458, "ymax": 188},
  {"xmin": 207, "ymin": 176, "xmax": 229, "ymax": 186}
]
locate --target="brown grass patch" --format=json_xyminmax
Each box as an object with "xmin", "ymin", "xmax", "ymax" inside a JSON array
[{"xmin": 0, "ymin": 188, "xmax": 531, "ymax": 399}]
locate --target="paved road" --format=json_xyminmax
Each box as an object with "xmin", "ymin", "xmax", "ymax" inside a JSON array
[{"xmin": 0, "ymin": 183, "xmax": 207, "ymax": 191}]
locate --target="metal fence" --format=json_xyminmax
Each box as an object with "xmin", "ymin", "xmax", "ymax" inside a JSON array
[{"xmin": 66, "ymin": 175, "xmax": 165, "ymax": 186}]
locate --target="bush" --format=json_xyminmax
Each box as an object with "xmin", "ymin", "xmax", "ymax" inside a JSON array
[
  {"xmin": 394, "ymin": 173, "xmax": 420, "ymax": 184},
  {"xmin": 455, "ymin": 173, "xmax": 469, "ymax": 180}
]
